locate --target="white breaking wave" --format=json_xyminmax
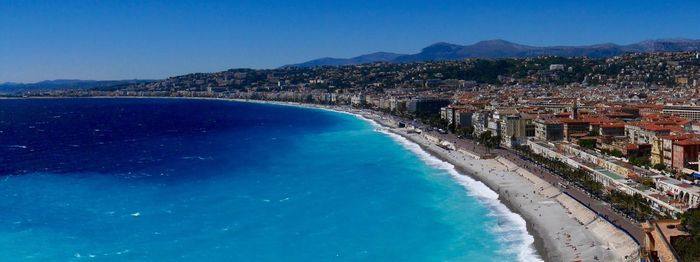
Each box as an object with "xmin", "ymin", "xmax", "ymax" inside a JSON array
[
  {"xmin": 344, "ymin": 112, "xmax": 542, "ymax": 262},
  {"xmin": 378, "ymin": 129, "xmax": 542, "ymax": 262},
  {"xmin": 244, "ymin": 101, "xmax": 542, "ymax": 261}
]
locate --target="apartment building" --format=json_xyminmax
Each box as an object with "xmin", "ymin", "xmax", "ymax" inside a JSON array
[{"xmin": 534, "ymin": 118, "xmax": 564, "ymax": 141}]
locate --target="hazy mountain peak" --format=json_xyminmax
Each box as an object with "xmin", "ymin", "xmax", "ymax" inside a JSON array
[
  {"xmin": 640, "ymin": 38, "xmax": 693, "ymax": 44},
  {"xmin": 285, "ymin": 38, "xmax": 700, "ymax": 67},
  {"xmin": 422, "ymin": 42, "xmax": 462, "ymax": 52},
  {"xmin": 473, "ymin": 39, "xmax": 519, "ymax": 46},
  {"xmin": 283, "ymin": 51, "xmax": 404, "ymax": 68}
]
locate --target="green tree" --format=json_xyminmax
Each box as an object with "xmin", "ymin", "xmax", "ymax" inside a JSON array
[
  {"xmin": 673, "ymin": 209, "xmax": 700, "ymax": 261},
  {"xmin": 478, "ymin": 130, "xmax": 493, "ymax": 145},
  {"xmin": 577, "ymin": 139, "xmax": 596, "ymax": 150},
  {"xmin": 629, "ymin": 156, "xmax": 651, "ymax": 168},
  {"xmin": 653, "ymin": 163, "xmax": 667, "ymax": 171},
  {"xmin": 488, "ymin": 135, "xmax": 501, "ymax": 148},
  {"xmin": 610, "ymin": 149, "xmax": 623, "ymax": 157},
  {"xmin": 458, "ymin": 126, "xmax": 474, "ymax": 138}
]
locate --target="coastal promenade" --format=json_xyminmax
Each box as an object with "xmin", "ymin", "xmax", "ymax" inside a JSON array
[
  {"xmin": 432, "ymin": 132, "xmax": 644, "ymax": 243},
  {"xmin": 493, "ymin": 147, "xmax": 645, "ymax": 242},
  {"xmin": 43, "ymin": 97, "xmax": 643, "ymax": 261},
  {"xmin": 240, "ymin": 100, "xmax": 642, "ymax": 261},
  {"xmin": 378, "ymin": 112, "xmax": 645, "ymax": 243},
  {"xmin": 344, "ymin": 108, "xmax": 640, "ymax": 262},
  {"xmin": 326, "ymin": 108, "xmax": 644, "ymax": 261},
  {"xmin": 397, "ymin": 130, "xmax": 638, "ymax": 261}
]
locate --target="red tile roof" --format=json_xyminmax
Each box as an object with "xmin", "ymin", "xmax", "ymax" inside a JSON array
[
  {"xmin": 561, "ymin": 119, "xmax": 590, "ymax": 124},
  {"xmin": 659, "ymin": 134, "xmax": 699, "ymax": 141},
  {"xmin": 607, "ymin": 112, "xmax": 635, "ymax": 117},
  {"xmin": 630, "ymin": 122, "xmax": 673, "ymax": 132},
  {"xmin": 674, "ymin": 138, "xmax": 700, "ymax": 146},
  {"xmin": 601, "ymin": 123, "xmax": 626, "ymax": 129}
]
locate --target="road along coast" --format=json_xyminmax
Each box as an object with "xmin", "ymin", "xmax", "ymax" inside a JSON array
[
  {"xmin": 84, "ymin": 97, "xmax": 642, "ymax": 261},
  {"xmin": 344, "ymin": 108, "xmax": 640, "ymax": 262},
  {"xmin": 259, "ymin": 100, "xmax": 641, "ymax": 262}
]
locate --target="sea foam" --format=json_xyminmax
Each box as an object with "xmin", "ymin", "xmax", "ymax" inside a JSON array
[
  {"xmin": 2, "ymin": 99, "xmax": 542, "ymax": 261},
  {"xmin": 238, "ymin": 102, "xmax": 542, "ymax": 260},
  {"xmin": 347, "ymin": 112, "xmax": 543, "ymax": 262}
]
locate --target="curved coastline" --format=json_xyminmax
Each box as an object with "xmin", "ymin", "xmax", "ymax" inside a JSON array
[
  {"xmin": 231, "ymin": 99, "xmax": 544, "ymax": 261},
  {"xmin": 228, "ymin": 99, "xmax": 639, "ymax": 261},
  {"xmin": 79, "ymin": 96, "xmax": 547, "ymax": 260},
  {"xmin": 377, "ymin": 127, "xmax": 542, "ymax": 261},
  {"xmin": 7, "ymin": 97, "xmax": 639, "ymax": 261},
  {"xmin": 1, "ymin": 97, "xmax": 532, "ymax": 261}
]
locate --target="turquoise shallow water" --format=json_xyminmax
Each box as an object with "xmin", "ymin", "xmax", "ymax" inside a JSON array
[{"xmin": 0, "ymin": 99, "xmax": 538, "ymax": 261}]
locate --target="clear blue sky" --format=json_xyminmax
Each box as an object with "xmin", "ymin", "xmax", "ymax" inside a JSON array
[{"xmin": 2, "ymin": 0, "xmax": 700, "ymax": 83}]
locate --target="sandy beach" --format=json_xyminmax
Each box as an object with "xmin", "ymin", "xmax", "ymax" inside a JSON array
[
  {"xmin": 340, "ymin": 108, "xmax": 640, "ymax": 262},
  {"xmin": 59, "ymin": 97, "xmax": 642, "ymax": 261},
  {"xmin": 220, "ymin": 98, "xmax": 642, "ymax": 261}
]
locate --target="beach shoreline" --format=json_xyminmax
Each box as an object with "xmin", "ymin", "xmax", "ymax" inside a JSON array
[
  {"xmin": 357, "ymin": 112, "xmax": 639, "ymax": 261},
  {"xmin": 405, "ymin": 136, "xmax": 550, "ymax": 260},
  {"xmin": 236, "ymin": 99, "xmax": 639, "ymax": 262},
  {"xmin": 4, "ymin": 96, "xmax": 640, "ymax": 261}
]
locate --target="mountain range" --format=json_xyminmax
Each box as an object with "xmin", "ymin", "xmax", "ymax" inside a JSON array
[{"xmin": 285, "ymin": 39, "xmax": 700, "ymax": 67}]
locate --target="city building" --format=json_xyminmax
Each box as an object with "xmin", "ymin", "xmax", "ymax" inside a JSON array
[
  {"xmin": 471, "ymin": 111, "xmax": 490, "ymax": 135},
  {"xmin": 599, "ymin": 123, "xmax": 626, "ymax": 137},
  {"xmin": 663, "ymin": 105, "xmax": 700, "ymax": 121},
  {"xmin": 651, "ymin": 134, "xmax": 699, "ymax": 167},
  {"xmin": 407, "ymin": 97, "xmax": 450, "ymax": 115},
  {"xmin": 672, "ymin": 138, "xmax": 700, "ymax": 172},
  {"xmin": 562, "ymin": 119, "xmax": 591, "ymax": 140},
  {"xmin": 350, "ymin": 94, "xmax": 365, "ymax": 107},
  {"xmin": 454, "ymin": 110, "xmax": 474, "ymax": 129},
  {"xmin": 626, "ymin": 123, "xmax": 671, "ymax": 145},
  {"xmin": 500, "ymin": 114, "xmax": 534, "ymax": 148},
  {"xmin": 534, "ymin": 118, "xmax": 564, "ymax": 141}
]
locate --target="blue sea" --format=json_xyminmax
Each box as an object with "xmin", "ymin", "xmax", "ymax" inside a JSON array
[{"xmin": 0, "ymin": 98, "xmax": 539, "ymax": 261}]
